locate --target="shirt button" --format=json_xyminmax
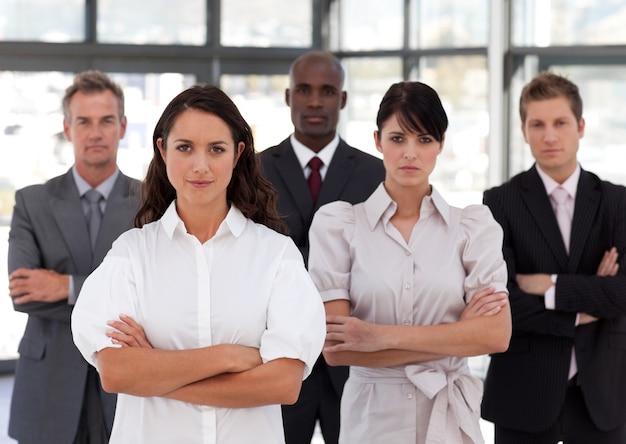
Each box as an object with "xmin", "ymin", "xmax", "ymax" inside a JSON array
[
  {"xmin": 406, "ymin": 393, "xmax": 413, "ymax": 400},
  {"xmin": 403, "ymin": 320, "xmax": 411, "ymax": 325},
  {"xmin": 405, "ymin": 250, "xmax": 411, "ymax": 256},
  {"xmin": 404, "ymin": 283, "xmax": 411, "ymax": 290}
]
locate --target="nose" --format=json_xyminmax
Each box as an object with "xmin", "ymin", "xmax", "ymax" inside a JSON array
[
  {"xmin": 403, "ymin": 144, "xmax": 418, "ymax": 159},
  {"xmin": 307, "ymin": 91, "xmax": 322, "ymax": 108},
  {"xmin": 543, "ymin": 126, "xmax": 558, "ymax": 144},
  {"xmin": 192, "ymin": 152, "xmax": 210, "ymax": 173}
]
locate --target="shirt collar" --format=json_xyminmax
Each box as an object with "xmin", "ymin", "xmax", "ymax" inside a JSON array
[
  {"xmin": 536, "ymin": 163, "xmax": 581, "ymax": 198},
  {"xmin": 363, "ymin": 183, "xmax": 451, "ymax": 230},
  {"xmin": 72, "ymin": 166, "xmax": 119, "ymax": 199},
  {"xmin": 290, "ymin": 133, "xmax": 339, "ymax": 170},
  {"xmin": 160, "ymin": 201, "xmax": 248, "ymax": 240}
]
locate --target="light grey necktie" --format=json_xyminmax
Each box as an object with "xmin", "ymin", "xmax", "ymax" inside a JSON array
[
  {"xmin": 551, "ymin": 186, "xmax": 571, "ymax": 253},
  {"xmin": 84, "ymin": 189, "xmax": 103, "ymax": 248},
  {"xmin": 551, "ymin": 186, "xmax": 577, "ymax": 379}
]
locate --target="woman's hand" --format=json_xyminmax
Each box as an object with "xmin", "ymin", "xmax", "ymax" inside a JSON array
[
  {"xmin": 107, "ymin": 314, "xmax": 153, "ymax": 348},
  {"xmin": 325, "ymin": 315, "xmax": 387, "ymax": 353},
  {"xmin": 460, "ymin": 287, "xmax": 508, "ymax": 321},
  {"xmin": 220, "ymin": 344, "xmax": 263, "ymax": 373}
]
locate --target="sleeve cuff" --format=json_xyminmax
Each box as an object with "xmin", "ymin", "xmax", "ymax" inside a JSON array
[{"xmin": 544, "ymin": 274, "xmax": 557, "ymax": 309}]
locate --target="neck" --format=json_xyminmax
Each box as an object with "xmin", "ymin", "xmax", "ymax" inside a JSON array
[
  {"xmin": 385, "ymin": 181, "xmax": 431, "ymax": 216},
  {"xmin": 75, "ymin": 163, "xmax": 117, "ymax": 188},
  {"xmin": 176, "ymin": 199, "xmax": 229, "ymax": 243}
]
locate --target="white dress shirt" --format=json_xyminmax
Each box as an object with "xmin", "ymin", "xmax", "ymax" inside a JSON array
[{"xmin": 72, "ymin": 202, "xmax": 326, "ymax": 444}]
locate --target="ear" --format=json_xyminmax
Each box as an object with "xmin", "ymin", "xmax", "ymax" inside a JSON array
[
  {"xmin": 521, "ymin": 122, "xmax": 529, "ymax": 144},
  {"xmin": 340, "ymin": 91, "xmax": 347, "ymax": 110},
  {"xmin": 285, "ymin": 89, "xmax": 291, "ymax": 107},
  {"xmin": 578, "ymin": 117, "xmax": 585, "ymax": 139},
  {"xmin": 62, "ymin": 119, "xmax": 72, "ymax": 142},
  {"xmin": 156, "ymin": 138, "xmax": 166, "ymax": 163},
  {"xmin": 119, "ymin": 116, "xmax": 128, "ymax": 139},
  {"xmin": 373, "ymin": 130, "xmax": 382, "ymax": 154},
  {"xmin": 438, "ymin": 134, "xmax": 445, "ymax": 153},
  {"xmin": 234, "ymin": 141, "xmax": 245, "ymax": 168}
]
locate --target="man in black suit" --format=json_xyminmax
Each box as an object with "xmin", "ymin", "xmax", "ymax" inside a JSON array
[
  {"xmin": 481, "ymin": 71, "xmax": 626, "ymax": 443},
  {"xmin": 259, "ymin": 51, "xmax": 385, "ymax": 444}
]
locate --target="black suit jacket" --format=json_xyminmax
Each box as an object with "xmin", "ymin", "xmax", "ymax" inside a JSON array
[
  {"xmin": 481, "ymin": 165, "xmax": 626, "ymax": 432},
  {"xmin": 259, "ymin": 137, "xmax": 385, "ymax": 394}
]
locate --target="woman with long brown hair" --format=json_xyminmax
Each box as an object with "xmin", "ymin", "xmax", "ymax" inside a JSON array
[{"xmin": 72, "ymin": 84, "xmax": 325, "ymax": 444}]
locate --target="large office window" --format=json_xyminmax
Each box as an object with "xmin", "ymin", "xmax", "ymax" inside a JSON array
[
  {"xmin": 0, "ymin": 0, "xmax": 625, "ymax": 375},
  {"xmin": 98, "ymin": 0, "xmax": 207, "ymax": 45},
  {"xmin": 0, "ymin": 0, "xmax": 85, "ymax": 42},
  {"xmin": 221, "ymin": 0, "xmax": 312, "ymax": 47}
]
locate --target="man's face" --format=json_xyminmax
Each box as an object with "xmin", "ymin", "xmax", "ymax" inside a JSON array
[
  {"xmin": 286, "ymin": 58, "xmax": 347, "ymax": 152},
  {"xmin": 522, "ymin": 96, "xmax": 584, "ymax": 182},
  {"xmin": 63, "ymin": 90, "xmax": 126, "ymax": 174}
]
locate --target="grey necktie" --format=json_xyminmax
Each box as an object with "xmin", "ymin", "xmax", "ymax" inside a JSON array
[{"xmin": 84, "ymin": 189, "xmax": 103, "ymax": 248}]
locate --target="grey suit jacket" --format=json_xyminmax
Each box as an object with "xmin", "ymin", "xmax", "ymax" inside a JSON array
[
  {"xmin": 481, "ymin": 166, "xmax": 626, "ymax": 432},
  {"xmin": 7, "ymin": 169, "xmax": 141, "ymax": 444}
]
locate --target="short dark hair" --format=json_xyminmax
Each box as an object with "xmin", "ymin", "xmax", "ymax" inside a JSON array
[
  {"xmin": 135, "ymin": 83, "xmax": 286, "ymax": 234},
  {"xmin": 62, "ymin": 70, "xmax": 125, "ymax": 121},
  {"xmin": 519, "ymin": 71, "xmax": 583, "ymax": 124},
  {"xmin": 376, "ymin": 81, "xmax": 448, "ymax": 142}
]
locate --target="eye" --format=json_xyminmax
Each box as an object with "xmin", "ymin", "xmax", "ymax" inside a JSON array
[
  {"xmin": 390, "ymin": 136, "xmax": 403, "ymax": 143},
  {"xmin": 323, "ymin": 88, "xmax": 337, "ymax": 96},
  {"xmin": 211, "ymin": 145, "xmax": 226, "ymax": 153},
  {"xmin": 176, "ymin": 144, "xmax": 191, "ymax": 152},
  {"xmin": 419, "ymin": 136, "xmax": 433, "ymax": 144}
]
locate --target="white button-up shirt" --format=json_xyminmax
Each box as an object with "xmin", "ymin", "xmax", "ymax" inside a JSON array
[{"xmin": 72, "ymin": 202, "xmax": 325, "ymax": 444}]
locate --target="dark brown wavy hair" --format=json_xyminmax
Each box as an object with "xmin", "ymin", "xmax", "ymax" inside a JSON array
[{"xmin": 134, "ymin": 83, "xmax": 287, "ymax": 234}]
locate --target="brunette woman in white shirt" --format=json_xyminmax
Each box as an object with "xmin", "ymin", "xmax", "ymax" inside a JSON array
[
  {"xmin": 308, "ymin": 81, "xmax": 512, "ymax": 444},
  {"xmin": 72, "ymin": 84, "xmax": 326, "ymax": 444}
]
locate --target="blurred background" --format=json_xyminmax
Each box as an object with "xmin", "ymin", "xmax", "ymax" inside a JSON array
[{"xmin": 0, "ymin": 1, "xmax": 626, "ymax": 441}]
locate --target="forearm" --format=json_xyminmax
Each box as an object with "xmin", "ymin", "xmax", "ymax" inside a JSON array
[
  {"xmin": 324, "ymin": 348, "xmax": 443, "ymax": 368},
  {"xmin": 96, "ymin": 344, "xmax": 245, "ymax": 397},
  {"xmin": 390, "ymin": 309, "xmax": 511, "ymax": 357},
  {"xmin": 162, "ymin": 358, "xmax": 304, "ymax": 407}
]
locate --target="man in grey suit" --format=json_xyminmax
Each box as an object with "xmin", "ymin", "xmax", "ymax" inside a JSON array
[
  {"xmin": 7, "ymin": 70, "xmax": 141, "ymax": 444},
  {"xmin": 259, "ymin": 51, "xmax": 385, "ymax": 444}
]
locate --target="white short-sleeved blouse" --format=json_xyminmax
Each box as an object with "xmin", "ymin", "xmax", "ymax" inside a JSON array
[
  {"xmin": 308, "ymin": 183, "xmax": 508, "ymax": 444},
  {"xmin": 72, "ymin": 203, "xmax": 326, "ymax": 444}
]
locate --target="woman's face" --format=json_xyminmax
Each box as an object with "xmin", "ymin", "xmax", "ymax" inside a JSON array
[
  {"xmin": 157, "ymin": 108, "xmax": 243, "ymax": 211},
  {"xmin": 374, "ymin": 112, "xmax": 443, "ymax": 192}
]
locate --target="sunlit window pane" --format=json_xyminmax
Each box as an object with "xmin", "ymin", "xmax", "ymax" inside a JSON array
[
  {"xmin": 509, "ymin": 63, "xmax": 626, "ymax": 187},
  {"xmin": 0, "ymin": 0, "xmax": 84, "ymax": 42},
  {"xmin": 0, "ymin": 71, "xmax": 195, "ymax": 359},
  {"xmin": 513, "ymin": 0, "xmax": 626, "ymax": 46},
  {"xmin": 330, "ymin": 0, "xmax": 403, "ymax": 51},
  {"xmin": 98, "ymin": 0, "xmax": 206, "ymax": 45},
  {"xmin": 410, "ymin": 0, "xmax": 488, "ymax": 48},
  {"xmin": 221, "ymin": 74, "xmax": 291, "ymax": 151},
  {"xmin": 409, "ymin": 56, "xmax": 489, "ymax": 206},
  {"xmin": 221, "ymin": 0, "xmax": 312, "ymax": 47},
  {"xmin": 341, "ymin": 57, "xmax": 403, "ymax": 157}
]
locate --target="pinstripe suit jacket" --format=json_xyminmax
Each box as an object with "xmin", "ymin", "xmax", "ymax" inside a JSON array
[
  {"xmin": 8, "ymin": 169, "xmax": 141, "ymax": 444},
  {"xmin": 481, "ymin": 165, "xmax": 626, "ymax": 432}
]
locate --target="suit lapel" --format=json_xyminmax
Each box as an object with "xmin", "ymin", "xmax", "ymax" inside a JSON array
[
  {"xmin": 273, "ymin": 140, "xmax": 314, "ymax": 220},
  {"xmin": 568, "ymin": 171, "xmax": 600, "ymax": 273},
  {"xmin": 520, "ymin": 168, "xmax": 570, "ymax": 270},
  {"xmin": 95, "ymin": 174, "xmax": 138, "ymax": 265},
  {"xmin": 48, "ymin": 171, "xmax": 93, "ymax": 275},
  {"xmin": 317, "ymin": 140, "xmax": 353, "ymax": 208}
]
